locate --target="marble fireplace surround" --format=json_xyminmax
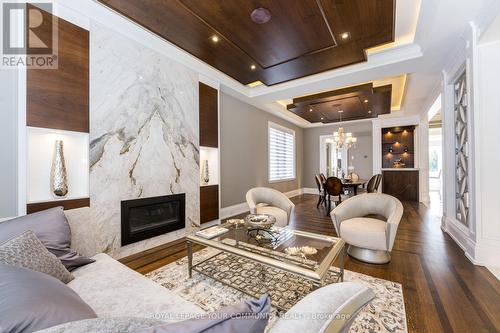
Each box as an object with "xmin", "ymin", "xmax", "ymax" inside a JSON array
[{"xmin": 68, "ymin": 23, "xmax": 200, "ymax": 259}]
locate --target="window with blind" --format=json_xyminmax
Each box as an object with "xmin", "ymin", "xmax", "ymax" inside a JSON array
[{"xmin": 268, "ymin": 122, "xmax": 295, "ymax": 182}]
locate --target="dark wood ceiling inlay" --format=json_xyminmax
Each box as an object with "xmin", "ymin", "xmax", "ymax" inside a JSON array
[
  {"xmin": 286, "ymin": 83, "xmax": 391, "ymax": 123},
  {"xmin": 97, "ymin": 0, "xmax": 395, "ymax": 86}
]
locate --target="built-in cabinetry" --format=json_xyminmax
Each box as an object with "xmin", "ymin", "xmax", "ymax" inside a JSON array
[
  {"xmin": 26, "ymin": 10, "xmax": 90, "ymax": 213},
  {"xmin": 381, "ymin": 126, "xmax": 419, "ymax": 201},
  {"xmin": 199, "ymin": 83, "xmax": 219, "ymax": 224}
]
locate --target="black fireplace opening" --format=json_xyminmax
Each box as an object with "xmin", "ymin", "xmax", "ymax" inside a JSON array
[{"xmin": 121, "ymin": 194, "xmax": 185, "ymax": 246}]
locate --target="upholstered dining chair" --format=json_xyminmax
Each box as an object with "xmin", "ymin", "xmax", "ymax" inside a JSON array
[
  {"xmin": 366, "ymin": 174, "xmax": 382, "ymax": 193},
  {"xmin": 324, "ymin": 177, "xmax": 343, "ymax": 216},
  {"xmin": 246, "ymin": 187, "xmax": 295, "ymax": 227},
  {"xmin": 330, "ymin": 193, "xmax": 403, "ymax": 264},
  {"xmin": 319, "ymin": 173, "xmax": 327, "ymax": 184},
  {"xmin": 314, "ymin": 175, "xmax": 326, "ymax": 208}
]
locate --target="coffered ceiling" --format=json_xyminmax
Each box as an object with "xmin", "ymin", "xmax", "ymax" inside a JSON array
[
  {"xmin": 286, "ymin": 83, "xmax": 392, "ymax": 124},
  {"xmin": 97, "ymin": 0, "xmax": 395, "ymax": 86}
]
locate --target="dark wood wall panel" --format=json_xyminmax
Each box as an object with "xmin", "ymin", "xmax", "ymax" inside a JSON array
[
  {"xmin": 27, "ymin": 198, "xmax": 90, "ymax": 214},
  {"xmin": 382, "ymin": 126, "xmax": 415, "ymax": 168},
  {"xmin": 199, "ymin": 83, "xmax": 218, "ymax": 148},
  {"xmin": 27, "ymin": 9, "xmax": 89, "ymax": 133},
  {"xmin": 200, "ymin": 185, "xmax": 219, "ymax": 224},
  {"xmin": 382, "ymin": 171, "xmax": 419, "ymax": 202}
]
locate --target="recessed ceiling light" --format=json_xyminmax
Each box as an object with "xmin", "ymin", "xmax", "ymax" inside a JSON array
[
  {"xmin": 250, "ymin": 64, "xmax": 256, "ymax": 70},
  {"xmin": 309, "ymin": 107, "xmax": 313, "ymax": 112},
  {"xmin": 321, "ymin": 117, "xmax": 324, "ymax": 120},
  {"xmin": 340, "ymin": 32, "xmax": 350, "ymax": 40},
  {"xmin": 211, "ymin": 35, "xmax": 219, "ymax": 43},
  {"xmin": 364, "ymin": 99, "xmax": 368, "ymax": 103},
  {"xmin": 368, "ymin": 110, "xmax": 372, "ymax": 114}
]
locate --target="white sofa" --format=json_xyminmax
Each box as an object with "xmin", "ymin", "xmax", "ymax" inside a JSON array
[{"xmin": 59, "ymin": 208, "xmax": 374, "ymax": 332}]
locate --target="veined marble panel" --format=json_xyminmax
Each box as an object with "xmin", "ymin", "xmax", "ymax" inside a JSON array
[{"xmin": 89, "ymin": 23, "xmax": 199, "ymax": 259}]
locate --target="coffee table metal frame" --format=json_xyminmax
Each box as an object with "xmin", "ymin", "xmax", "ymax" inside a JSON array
[{"xmin": 187, "ymin": 229, "xmax": 345, "ymax": 292}]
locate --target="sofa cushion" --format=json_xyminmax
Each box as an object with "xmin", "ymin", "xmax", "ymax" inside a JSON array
[
  {"xmin": 256, "ymin": 206, "xmax": 288, "ymax": 227},
  {"xmin": 0, "ymin": 207, "xmax": 94, "ymax": 270},
  {"xmin": 339, "ymin": 217, "xmax": 387, "ymax": 251},
  {"xmin": 35, "ymin": 317, "xmax": 165, "ymax": 333},
  {"xmin": 69, "ymin": 253, "xmax": 205, "ymax": 320},
  {"xmin": 136, "ymin": 294, "xmax": 271, "ymax": 333},
  {"xmin": 269, "ymin": 282, "xmax": 374, "ymax": 333},
  {"xmin": 0, "ymin": 264, "xmax": 96, "ymax": 333},
  {"xmin": 0, "ymin": 230, "xmax": 74, "ymax": 283}
]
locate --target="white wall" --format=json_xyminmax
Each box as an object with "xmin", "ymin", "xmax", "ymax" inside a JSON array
[
  {"xmin": 0, "ymin": 69, "xmax": 18, "ymax": 217},
  {"xmin": 441, "ymin": 19, "xmax": 500, "ymax": 269}
]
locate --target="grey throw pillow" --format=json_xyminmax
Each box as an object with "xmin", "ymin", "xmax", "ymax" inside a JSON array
[
  {"xmin": 0, "ymin": 230, "xmax": 74, "ymax": 283},
  {"xmin": 0, "ymin": 207, "xmax": 94, "ymax": 270},
  {"xmin": 0, "ymin": 264, "xmax": 97, "ymax": 333},
  {"xmin": 136, "ymin": 294, "xmax": 271, "ymax": 333}
]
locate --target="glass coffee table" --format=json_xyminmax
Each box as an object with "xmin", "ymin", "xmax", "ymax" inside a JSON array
[{"xmin": 187, "ymin": 223, "xmax": 345, "ymax": 309}]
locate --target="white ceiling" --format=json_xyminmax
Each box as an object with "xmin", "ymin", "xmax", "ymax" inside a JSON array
[{"xmin": 218, "ymin": 0, "xmax": 500, "ymax": 128}]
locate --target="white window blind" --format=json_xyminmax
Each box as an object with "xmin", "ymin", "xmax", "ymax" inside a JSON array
[{"xmin": 268, "ymin": 122, "xmax": 295, "ymax": 182}]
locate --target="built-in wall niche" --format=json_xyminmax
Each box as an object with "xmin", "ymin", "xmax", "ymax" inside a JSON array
[
  {"xmin": 27, "ymin": 127, "xmax": 89, "ymax": 204},
  {"xmin": 381, "ymin": 126, "xmax": 415, "ymax": 168},
  {"xmin": 200, "ymin": 146, "xmax": 219, "ymax": 187}
]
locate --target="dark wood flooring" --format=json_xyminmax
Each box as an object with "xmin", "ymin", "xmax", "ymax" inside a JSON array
[{"xmin": 122, "ymin": 194, "xmax": 500, "ymax": 333}]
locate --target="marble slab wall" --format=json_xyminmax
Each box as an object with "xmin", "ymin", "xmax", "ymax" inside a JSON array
[{"xmin": 88, "ymin": 23, "xmax": 199, "ymax": 259}]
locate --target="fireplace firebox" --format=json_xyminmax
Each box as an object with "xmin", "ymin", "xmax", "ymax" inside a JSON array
[{"xmin": 121, "ymin": 194, "xmax": 185, "ymax": 246}]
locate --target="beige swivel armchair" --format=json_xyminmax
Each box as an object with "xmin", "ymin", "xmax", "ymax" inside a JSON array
[
  {"xmin": 330, "ymin": 193, "xmax": 403, "ymax": 264},
  {"xmin": 246, "ymin": 187, "xmax": 295, "ymax": 227}
]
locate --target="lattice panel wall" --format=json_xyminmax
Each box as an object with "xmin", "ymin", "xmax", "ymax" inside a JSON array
[{"xmin": 454, "ymin": 72, "xmax": 469, "ymax": 226}]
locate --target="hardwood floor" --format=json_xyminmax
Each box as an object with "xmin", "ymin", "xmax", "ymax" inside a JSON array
[{"xmin": 124, "ymin": 194, "xmax": 500, "ymax": 333}]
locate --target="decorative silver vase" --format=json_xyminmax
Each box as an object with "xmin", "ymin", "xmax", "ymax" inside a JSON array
[
  {"xmin": 51, "ymin": 140, "xmax": 68, "ymax": 197},
  {"xmin": 201, "ymin": 160, "xmax": 210, "ymax": 185}
]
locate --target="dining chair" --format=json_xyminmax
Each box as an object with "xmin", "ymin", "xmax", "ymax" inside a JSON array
[
  {"xmin": 319, "ymin": 173, "xmax": 327, "ymax": 184},
  {"xmin": 314, "ymin": 175, "xmax": 326, "ymax": 208},
  {"xmin": 324, "ymin": 177, "xmax": 343, "ymax": 216},
  {"xmin": 366, "ymin": 174, "xmax": 382, "ymax": 193}
]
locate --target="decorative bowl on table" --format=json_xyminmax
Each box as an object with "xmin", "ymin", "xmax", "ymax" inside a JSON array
[{"xmin": 244, "ymin": 214, "xmax": 276, "ymax": 230}]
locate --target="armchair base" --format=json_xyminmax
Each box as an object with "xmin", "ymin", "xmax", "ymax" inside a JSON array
[{"xmin": 347, "ymin": 245, "xmax": 391, "ymax": 264}]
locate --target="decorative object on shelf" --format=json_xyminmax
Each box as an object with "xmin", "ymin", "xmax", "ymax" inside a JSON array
[
  {"xmin": 226, "ymin": 219, "xmax": 245, "ymax": 228},
  {"xmin": 201, "ymin": 159, "xmax": 210, "ymax": 185},
  {"xmin": 388, "ymin": 147, "xmax": 393, "ymax": 153},
  {"xmin": 333, "ymin": 110, "xmax": 357, "ymax": 149},
  {"xmin": 51, "ymin": 140, "xmax": 68, "ymax": 197},
  {"xmin": 393, "ymin": 159, "xmax": 405, "ymax": 168},
  {"xmin": 285, "ymin": 246, "xmax": 318, "ymax": 258}
]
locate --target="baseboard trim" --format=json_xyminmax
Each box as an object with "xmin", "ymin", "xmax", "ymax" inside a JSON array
[{"xmin": 441, "ymin": 215, "xmax": 477, "ymax": 264}]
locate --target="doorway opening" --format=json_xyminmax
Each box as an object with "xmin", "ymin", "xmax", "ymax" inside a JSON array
[{"xmin": 428, "ymin": 96, "xmax": 443, "ymax": 214}]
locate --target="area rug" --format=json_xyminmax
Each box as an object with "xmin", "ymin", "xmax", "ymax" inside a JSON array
[{"xmin": 146, "ymin": 248, "xmax": 407, "ymax": 333}]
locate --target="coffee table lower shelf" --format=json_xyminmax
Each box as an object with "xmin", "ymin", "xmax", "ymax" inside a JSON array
[{"xmin": 189, "ymin": 250, "xmax": 344, "ymax": 311}]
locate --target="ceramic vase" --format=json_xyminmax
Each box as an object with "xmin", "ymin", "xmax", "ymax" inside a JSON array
[
  {"xmin": 201, "ymin": 160, "xmax": 210, "ymax": 185},
  {"xmin": 51, "ymin": 140, "xmax": 68, "ymax": 197}
]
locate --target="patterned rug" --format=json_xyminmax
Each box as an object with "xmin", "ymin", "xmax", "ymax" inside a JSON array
[{"xmin": 146, "ymin": 248, "xmax": 407, "ymax": 333}]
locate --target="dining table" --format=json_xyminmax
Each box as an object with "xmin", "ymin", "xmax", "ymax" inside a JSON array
[{"xmin": 341, "ymin": 178, "xmax": 368, "ymax": 195}]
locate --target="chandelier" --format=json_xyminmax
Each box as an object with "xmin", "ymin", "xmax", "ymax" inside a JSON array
[{"xmin": 333, "ymin": 110, "xmax": 357, "ymax": 149}]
